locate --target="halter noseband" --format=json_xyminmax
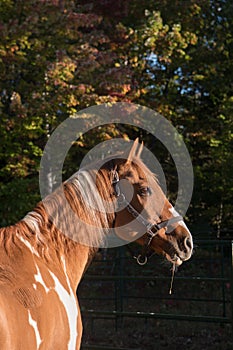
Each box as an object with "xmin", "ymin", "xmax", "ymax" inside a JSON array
[{"xmin": 112, "ymin": 170, "xmax": 183, "ymax": 265}]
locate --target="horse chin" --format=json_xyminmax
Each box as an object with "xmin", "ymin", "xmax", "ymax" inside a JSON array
[
  {"xmin": 152, "ymin": 243, "xmax": 184, "ymax": 266},
  {"xmin": 165, "ymin": 253, "xmax": 183, "ymax": 266}
]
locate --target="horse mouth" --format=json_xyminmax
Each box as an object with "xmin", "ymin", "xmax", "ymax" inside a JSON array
[
  {"xmin": 165, "ymin": 251, "xmax": 183, "ymax": 266},
  {"xmin": 162, "ymin": 238, "xmax": 193, "ymax": 266},
  {"xmin": 153, "ymin": 234, "xmax": 193, "ymax": 266}
]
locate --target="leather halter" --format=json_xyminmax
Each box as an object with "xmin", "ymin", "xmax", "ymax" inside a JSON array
[{"xmin": 112, "ymin": 170, "xmax": 183, "ymax": 265}]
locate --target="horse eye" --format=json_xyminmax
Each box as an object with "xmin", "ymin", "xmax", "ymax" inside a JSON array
[{"xmin": 138, "ymin": 187, "xmax": 152, "ymax": 197}]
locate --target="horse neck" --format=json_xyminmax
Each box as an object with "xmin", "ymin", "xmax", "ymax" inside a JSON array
[{"xmin": 18, "ymin": 167, "xmax": 113, "ymax": 288}]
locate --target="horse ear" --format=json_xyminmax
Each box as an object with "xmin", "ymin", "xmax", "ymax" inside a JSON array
[
  {"xmin": 125, "ymin": 138, "xmax": 139, "ymax": 163},
  {"xmin": 137, "ymin": 141, "xmax": 144, "ymax": 158}
]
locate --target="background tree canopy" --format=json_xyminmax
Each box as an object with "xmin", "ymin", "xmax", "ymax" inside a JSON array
[{"xmin": 0, "ymin": 0, "xmax": 232, "ymax": 236}]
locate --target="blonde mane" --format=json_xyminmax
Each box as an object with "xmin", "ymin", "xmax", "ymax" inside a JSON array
[{"xmin": 0, "ymin": 155, "xmax": 157, "ymax": 259}]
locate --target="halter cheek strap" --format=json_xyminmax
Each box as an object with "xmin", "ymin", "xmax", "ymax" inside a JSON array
[{"xmin": 111, "ymin": 170, "xmax": 183, "ymax": 265}]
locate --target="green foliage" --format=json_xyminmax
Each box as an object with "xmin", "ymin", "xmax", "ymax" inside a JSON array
[
  {"xmin": 0, "ymin": 177, "xmax": 40, "ymax": 226},
  {"xmin": 0, "ymin": 0, "xmax": 232, "ymax": 235}
]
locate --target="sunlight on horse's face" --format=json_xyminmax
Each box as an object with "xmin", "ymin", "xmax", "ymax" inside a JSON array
[
  {"xmin": 147, "ymin": 203, "xmax": 193, "ymax": 266},
  {"xmin": 114, "ymin": 159, "xmax": 193, "ymax": 266}
]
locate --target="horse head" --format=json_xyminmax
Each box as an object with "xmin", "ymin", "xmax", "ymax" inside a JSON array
[{"xmin": 111, "ymin": 139, "xmax": 193, "ymax": 266}]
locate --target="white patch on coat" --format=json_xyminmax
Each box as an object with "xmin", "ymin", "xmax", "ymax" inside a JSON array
[
  {"xmin": 16, "ymin": 234, "xmax": 40, "ymax": 258},
  {"xmin": 34, "ymin": 263, "xmax": 50, "ymax": 294},
  {"xmin": 28, "ymin": 310, "xmax": 42, "ymax": 348},
  {"xmin": 48, "ymin": 258, "xmax": 78, "ymax": 350},
  {"xmin": 169, "ymin": 206, "xmax": 191, "ymax": 232}
]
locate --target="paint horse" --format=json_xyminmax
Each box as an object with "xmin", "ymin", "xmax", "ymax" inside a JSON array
[{"xmin": 0, "ymin": 140, "xmax": 193, "ymax": 349}]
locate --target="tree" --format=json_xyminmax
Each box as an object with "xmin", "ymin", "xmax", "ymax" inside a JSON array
[{"xmin": 0, "ymin": 0, "xmax": 232, "ymax": 234}]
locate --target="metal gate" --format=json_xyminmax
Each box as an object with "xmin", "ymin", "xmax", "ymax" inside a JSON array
[{"xmin": 79, "ymin": 239, "xmax": 233, "ymax": 349}]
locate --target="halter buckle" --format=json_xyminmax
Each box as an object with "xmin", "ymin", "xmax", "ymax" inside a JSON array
[
  {"xmin": 112, "ymin": 171, "xmax": 121, "ymax": 197},
  {"xmin": 135, "ymin": 254, "xmax": 148, "ymax": 266},
  {"xmin": 117, "ymin": 193, "xmax": 126, "ymax": 205}
]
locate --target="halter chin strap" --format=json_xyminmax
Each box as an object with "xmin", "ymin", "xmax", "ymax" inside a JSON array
[{"xmin": 112, "ymin": 170, "xmax": 183, "ymax": 265}]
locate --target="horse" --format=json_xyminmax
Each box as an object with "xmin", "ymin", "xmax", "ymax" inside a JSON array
[{"xmin": 0, "ymin": 139, "xmax": 193, "ymax": 349}]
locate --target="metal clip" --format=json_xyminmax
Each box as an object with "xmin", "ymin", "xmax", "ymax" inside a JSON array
[{"xmin": 135, "ymin": 254, "xmax": 148, "ymax": 266}]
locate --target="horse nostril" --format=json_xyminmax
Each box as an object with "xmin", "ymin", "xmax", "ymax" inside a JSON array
[{"xmin": 184, "ymin": 236, "xmax": 193, "ymax": 252}]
